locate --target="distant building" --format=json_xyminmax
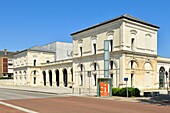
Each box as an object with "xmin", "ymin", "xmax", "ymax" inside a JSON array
[
  {"xmin": 0, "ymin": 49, "xmax": 15, "ymax": 78},
  {"xmin": 42, "ymin": 41, "xmax": 73, "ymax": 61},
  {"xmin": 13, "ymin": 46, "xmax": 55, "ymax": 85}
]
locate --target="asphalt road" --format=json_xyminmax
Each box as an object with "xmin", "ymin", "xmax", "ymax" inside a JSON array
[{"xmin": 0, "ymin": 88, "xmax": 170, "ymax": 113}]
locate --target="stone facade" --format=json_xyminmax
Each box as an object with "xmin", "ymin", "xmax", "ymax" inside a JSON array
[
  {"xmin": 13, "ymin": 47, "xmax": 55, "ymax": 86},
  {"xmin": 13, "ymin": 14, "xmax": 170, "ymax": 91},
  {"xmin": 71, "ymin": 14, "xmax": 168, "ymax": 91}
]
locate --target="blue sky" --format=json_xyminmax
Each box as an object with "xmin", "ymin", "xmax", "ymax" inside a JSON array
[{"xmin": 0, "ymin": 0, "xmax": 170, "ymax": 57}]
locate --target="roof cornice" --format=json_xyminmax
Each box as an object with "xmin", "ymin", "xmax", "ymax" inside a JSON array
[{"xmin": 71, "ymin": 14, "xmax": 159, "ymax": 36}]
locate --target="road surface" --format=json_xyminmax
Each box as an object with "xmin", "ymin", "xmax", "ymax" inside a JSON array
[{"xmin": 0, "ymin": 88, "xmax": 170, "ymax": 113}]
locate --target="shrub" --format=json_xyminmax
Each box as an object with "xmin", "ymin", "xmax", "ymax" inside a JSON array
[
  {"xmin": 112, "ymin": 87, "xmax": 140, "ymax": 97},
  {"xmin": 112, "ymin": 88, "xmax": 121, "ymax": 96}
]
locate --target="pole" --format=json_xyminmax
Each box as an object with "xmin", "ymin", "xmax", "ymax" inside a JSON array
[
  {"xmin": 126, "ymin": 81, "xmax": 128, "ymax": 98},
  {"xmin": 89, "ymin": 77, "xmax": 90, "ymax": 96},
  {"xmin": 104, "ymin": 40, "xmax": 110, "ymax": 78}
]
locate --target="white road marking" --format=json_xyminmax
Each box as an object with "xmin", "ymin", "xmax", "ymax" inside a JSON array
[{"xmin": 0, "ymin": 101, "xmax": 39, "ymax": 113}]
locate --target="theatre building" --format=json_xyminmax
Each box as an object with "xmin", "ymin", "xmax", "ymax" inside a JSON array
[{"xmin": 14, "ymin": 14, "xmax": 170, "ymax": 92}]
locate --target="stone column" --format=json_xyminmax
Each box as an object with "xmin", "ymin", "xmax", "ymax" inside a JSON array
[
  {"xmin": 59, "ymin": 68, "xmax": 64, "ymax": 87},
  {"xmin": 52, "ymin": 69, "xmax": 56, "ymax": 87}
]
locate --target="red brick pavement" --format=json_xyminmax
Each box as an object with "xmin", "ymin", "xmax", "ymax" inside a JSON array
[
  {"xmin": 0, "ymin": 104, "xmax": 25, "ymax": 113},
  {"xmin": 2, "ymin": 96, "xmax": 170, "ymax": 113}
]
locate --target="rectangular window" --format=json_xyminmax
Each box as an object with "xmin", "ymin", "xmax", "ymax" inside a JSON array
[
  {"xmin": 131, "ymin": 61, "xmax": 134, "ymax": 69},
  {"xmin": 131, "ymin": 74, "xmax": 134, "ymax": 86},
  {"xmin": 110, "ymin": 61, "xmax": 113, "ymax": 69},
  {"xmin": 80, "ymin": 47, "xmax": 82, "ymax": 56},
  {"xmin": 93, "ymin": 44, "xmax": 96, "ymax": 54},
  {"xmin": 80, "ymin": 64, "xmax": 83, "ymax": 71},
  {"xmin": 34, "ymin": 77, "xmax": 36, "ymax": 84},
  {"xmin": 94, "ymin": 63, "xmax": 97, "ymax": 70},
  {"xmin": 110, "ymin": 74, "xmax": 113, "ymax": 86},
  {"xmin": 34, "ymin": 71, "xmax": 36, "ymax": 75},
  {"xmin": 109, "ymin": 40, "xmax": 113, "ymax": 52},
  {"xmin": 34, "ymin": 60, "xmax": 36, "ymax": 66},
  {"xmin": 8, "ymin": 63, "xmax": 13, "ymax": 66},
  {"xmin": 80, "ymin": 75, "xmax": 83, "ymax": 86},
  {"xmin": 131, "ymin": 38, "xmax": 135, "ymax": 50},
  {"xmin": 79, "ymin": 75, "xmax": 83, "ymax": 86},
  {"xmin": 94, "ymin": 74, "xmax": 97, "ymax": 86}
]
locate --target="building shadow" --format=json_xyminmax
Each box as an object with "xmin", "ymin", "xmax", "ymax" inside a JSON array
[{"xmin": 137, "ymin": 94, "xmax": 170, "ymax": 106}]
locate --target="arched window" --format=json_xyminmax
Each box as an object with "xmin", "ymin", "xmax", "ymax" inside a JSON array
[
  {"xmin": 159, "ymin": 67, "xmax": 165, "ymax": 88},
  {"xmin": 49, "ymin": 70, "xmax": 52, "ymax": 86},
  {"xmin": 79, "ymin": 64, "xmax": 84, "ymax": 86},
  {"xmin": 128, "ymin": 59, "xmax": 138, "ymax": 87},
  {"xmin": 107, "ymin": 32, "xmax": 114, "ymax": 52},
  {"xmin": 55, "ymin": 69, "xmax": 59, "ymax": 86},
  {"xmin": 91, "ymin": 37, "xmax": 97, "ymax": 54},
  {"xmin": 130, "ymin": 30, "xmax": 137, "ymax": 51},
  {"xmin": 78, "ymin": 40, "xmax": 83, "ymax": 56},
  {"xmin": 144, "ymin": 62, "xmax": 152, "ymax": 87},
  {"xmin": 63, "ymin": 69, "xmax": 68, "ymax": 87}
]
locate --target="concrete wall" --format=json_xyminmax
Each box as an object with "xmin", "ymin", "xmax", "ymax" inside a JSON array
[
  {"xmin": 43, "ymin": 42, "xmax": 73, "ymax": 61},
  {"xmin": 0, "ymin": 79, "xmax": 14, "ymax": 85}
]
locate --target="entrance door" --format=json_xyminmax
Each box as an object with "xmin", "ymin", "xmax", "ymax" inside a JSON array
[
  {"xmin": 63, "ymin": 69, "xmax": 67, "ymax": 87},
  {"xmin": 159, "ymin": 67, "xmax": 165, "ymax": 88},
  {"xmin": 56, "ymin": 70, "xmax": 59, "ymax": 86},
  {"xmin": 49, "ymin": 70, "xmax": 52, "ymax": 86},
  {"xmin": 43, "ymin": 71, "xmax": 46, "ymax": 86}
]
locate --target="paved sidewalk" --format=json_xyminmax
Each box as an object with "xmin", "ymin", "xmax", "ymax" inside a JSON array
[
  {"xmin": 1, "ymin": 85, "xmax": 170, "ymax": 106},
  {"xmin": 0, "ymin": 85, "xmax": 72, "ymax": 95}
]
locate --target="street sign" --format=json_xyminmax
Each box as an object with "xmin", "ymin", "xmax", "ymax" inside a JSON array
[
  {"xmin": 124, "ymin": 77, "xmax": 128, "ymax": 81},
  {"xmin": 87, "ymin": 71, "xmax": 91, "ymax": 77}
]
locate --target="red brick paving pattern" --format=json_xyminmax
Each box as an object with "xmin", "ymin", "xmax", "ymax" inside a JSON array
[
  {"xmin": 0, "ymin": 104, "xmax": 25, "ymax": 113},
  {"xmin": 2, "ymin": 96, "xmax": 170, "ymax": 113}
]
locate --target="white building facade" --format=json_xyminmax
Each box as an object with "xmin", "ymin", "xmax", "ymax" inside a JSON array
[
  {"xmin": 13, "ymin": 14, "xmax": 170, "ymax": 91},
  {"xmin": 71, "ymin": 14, "xmax": 169, "ymax": 91},
  {"xmin": 13, "ymin": 46, "xmax": 55, "ymax": 86}
]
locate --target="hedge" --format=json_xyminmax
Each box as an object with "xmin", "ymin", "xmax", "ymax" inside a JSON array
[{"xmin": 112, "ymin": 87, "xmax": 140, "ymax": 97}]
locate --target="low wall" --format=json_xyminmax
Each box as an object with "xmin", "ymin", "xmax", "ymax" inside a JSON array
[{"xmin": 0, "ymin": 79, "xmax": 14, "ymax": 85}]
